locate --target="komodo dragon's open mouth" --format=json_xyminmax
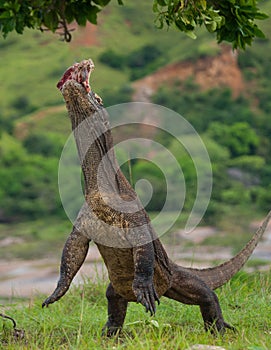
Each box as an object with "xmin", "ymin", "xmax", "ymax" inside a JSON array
[{"xmin": 56, "ymin": 59, "xmax": 95, "ymax": 93}]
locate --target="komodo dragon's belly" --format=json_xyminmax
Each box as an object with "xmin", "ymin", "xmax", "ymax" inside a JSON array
[{"xmin": 96, "ymin": 244, "xmax": 171, "ymax": 301}]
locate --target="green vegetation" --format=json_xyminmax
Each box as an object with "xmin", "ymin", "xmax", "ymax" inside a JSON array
[
  {"xmin": 153, "ymin": 0, "xmax": 268, "ymax": 49},
  {"xmin": 99, "ymin": 44, "xmax": 163, "ymax": 80},
  {"xmin": 1, "ymin": 271, "xmax": 271, "ymax": 349},
  {"xmin": 0, "ymin": 0, "xmax": 268, "ymax": 48},
  {"xmin": 0, "ymin": 132, "xmax": 63, "ymax": 221},
  {"xmin": 151, "ymin": 64, "xmax": 271, "ymax": 221}
]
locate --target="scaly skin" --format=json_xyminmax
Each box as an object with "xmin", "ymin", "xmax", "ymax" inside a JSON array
[{"xmin": 42, "ymin": 59, "xmax": 271, "ymax": 336}]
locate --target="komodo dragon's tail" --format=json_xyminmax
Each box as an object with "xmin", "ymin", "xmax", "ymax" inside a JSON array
[{"xmin": 184, "ymin": 210, "xmax": 271, "ymax": 290}]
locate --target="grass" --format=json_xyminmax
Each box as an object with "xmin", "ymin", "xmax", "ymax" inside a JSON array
[{"xmin": 1, "ymin": 271, "xmax": 271, "ymax": 349}]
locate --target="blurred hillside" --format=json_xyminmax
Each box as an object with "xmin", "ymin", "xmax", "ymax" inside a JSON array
[{"xmin": 0, "ymin": 0, "xmax": 271, "ymax": 232}]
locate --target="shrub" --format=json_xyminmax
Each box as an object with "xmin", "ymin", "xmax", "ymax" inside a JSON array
[
  {"xmin": 23, "ymin": 132, "xmax": 64, "ymax": 157},
  {"xmin": 98, "ymin": 49, "xmax": 126, "ymax": 69}
]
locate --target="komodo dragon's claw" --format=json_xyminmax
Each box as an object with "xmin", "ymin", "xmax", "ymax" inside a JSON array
[
  {"xmin": 133, "ymin": 279, "xmax": 160, "ymax": 316},
  {"xmin": 42, "ymin": 287, "xmax": 65, "ymax": 307},
  {"xmin": 42, "ymin": 296, "xmax": 54, "ymax": 308}
]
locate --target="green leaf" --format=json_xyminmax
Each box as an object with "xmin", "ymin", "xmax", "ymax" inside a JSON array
[
  {"xmin": 86, "ymin": 5, "xmax": 100, "ymax": 25},
  {"xmin": 175, "ymin": 18, "xmax": 186, "ymax": 31},
  {"xmin": 92, "ymin": 0, "xmax": 111, "ymax": 6},
  {"xmin": 157, "ymin": 0, "xmax": 167, "ymax": 6},
  {"xmin": 185, "ymin": 30, "xmax": 197, "ymax": 39},
  {"xmin": 254, "ymin": 12, "xmax": 269, "ymax": 20},
  {"xmin": 153, "ymin": 2, "xmax": 158, "ymax": 12},
  {"xmin": 198, "ymin": 0, "xmax": 207, "ymax": 10},
  {"xmin": 64, "ymin": 5, "xmax": 75, "ymax": 23},
  {"xmin": 13, "ymin": 2, "xmax": 20, "ymax": 13},
  {"xmin": 43, "ymin": 10, "xmax": 59, "ymax": 31},
  {"xmin": 15, "ymin": 15, "xmax": 25, "ymax": 34},
  {"xmin": 205, "ymin": 21, "xmax": 217, "ymax": 32},
  {"xmin": 253, "ymin": 26, "xmax": 266, "ymax": 39},
  {"xmin": 0, "ymin": 10, "xmax": 12, "ymax": 19},
  {"xmin": 1, "ymin": 17, "xmax": 16, "ymax": 35},
  {"xmin": 74, "ymin": 11, "xmax": 87, "ymax": 26},
  {"xmin": 154, "ymin": 15, "xmax": 164, "ymax": 29}
]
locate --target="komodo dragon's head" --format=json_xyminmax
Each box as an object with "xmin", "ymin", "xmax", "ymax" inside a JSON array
[
  {"xmin": 56, "ymin": 58, "xmax": 103, "ymax": 105},
  {"xmin": 56, "ymin": 59, "xmax": 95, "ymax": 93}
]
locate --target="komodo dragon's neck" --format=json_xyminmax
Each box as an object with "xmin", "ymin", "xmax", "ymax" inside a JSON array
[{"xmin": 62, "ymin": 81, "xmax": 133, "ymax": 199}]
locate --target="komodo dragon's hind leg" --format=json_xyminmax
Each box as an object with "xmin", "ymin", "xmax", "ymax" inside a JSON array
[
  {"xmin": 164, "ymin": 266, "xmax": 234, "ymax": 334},
  {"xmin": 102, "ymin": 283, "xmax": 128, "ymax": 337},
  {"xmin": 42, "ymin": 229, "xmax": 90, "ymax": 307}
]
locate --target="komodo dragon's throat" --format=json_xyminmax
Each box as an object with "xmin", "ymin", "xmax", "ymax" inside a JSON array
[{"xmin": 42, "ymin": 59, "xmax": 271, "ymax": 336}]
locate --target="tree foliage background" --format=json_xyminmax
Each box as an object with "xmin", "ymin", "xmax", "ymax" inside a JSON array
[{"xmin": 0, "ymin": 0, "xmax": 268, "ymax": 48}]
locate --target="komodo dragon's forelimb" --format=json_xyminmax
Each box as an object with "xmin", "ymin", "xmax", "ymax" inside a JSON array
[
  {"xmin": 132, "ymin": 243, "xmax": 160, "ymax": 315},
  {"xmin": 43, "ymin": 232, "xmax": 160, "ymax": 329},
  {"xmin": 42, "ymin": 229, "xmax": 90, "ymax": 307}
]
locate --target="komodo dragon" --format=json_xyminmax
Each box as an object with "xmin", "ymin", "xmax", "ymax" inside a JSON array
[{"xmin": 42, "ymin": 59, "xmax": 271, "ymax": 336}]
